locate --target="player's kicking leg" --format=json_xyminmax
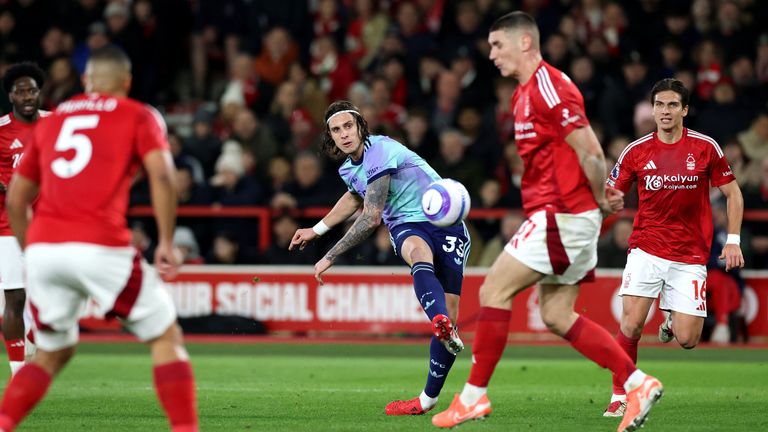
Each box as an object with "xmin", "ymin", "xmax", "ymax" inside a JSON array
[{"xmin": 386, "ymin": 236, "xmax": 464, "ymax": 416}]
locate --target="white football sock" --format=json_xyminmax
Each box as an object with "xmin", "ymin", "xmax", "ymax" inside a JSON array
[
  {"xmin": 611, "ymin": 393, "xmax": 627, "ymax": 403},
  {"xmin": 419, "ymin": 391, "xmax": 438, "ymax": 410},
  {"xmin": 623, "ymin": 369, "xmax": 648, "ymax": 393},
  {"xmin": 459, "ymin": 383, "xmax": 486, "ymax": 406}
]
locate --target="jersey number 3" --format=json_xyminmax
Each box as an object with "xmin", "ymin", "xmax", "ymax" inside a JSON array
[{"xmin": 52, "ymin": 115, "xmax": 100, "ymax": 178}]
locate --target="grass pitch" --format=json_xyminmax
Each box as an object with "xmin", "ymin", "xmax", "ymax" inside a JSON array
[{"xmin": 5, "ymin": 341, "xmax": 767, "ymax": 431}]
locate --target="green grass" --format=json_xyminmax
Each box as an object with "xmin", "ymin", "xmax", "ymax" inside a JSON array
[{"xmin": 6, "ymin": 342, "xmax": 768, "ymax": 431}]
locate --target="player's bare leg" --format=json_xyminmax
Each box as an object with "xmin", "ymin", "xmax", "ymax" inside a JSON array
[
  {"xmin": 148, "ymin": 323, "xmax": 198, "ymax": 432},
  {"xmin": 387, "ymin": 236, "xmax": 462, "ymax": 415},
  {"xmin": 433, "ymin": 253, "xmax": 541, "ymax": 428},
  {"xmin": 605, "ymin": 295, "xmax": 655, "ymax": 417},
  {"xmin": 666, "ymin": 311, "xmax": 704, "ymax": 349},
  {"xmin": 3, "ymin": 289, "xmax": 27, "ymax": 375}
]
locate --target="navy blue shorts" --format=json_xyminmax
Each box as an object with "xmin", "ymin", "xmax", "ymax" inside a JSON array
[{"xmin": 389, "ymin": 221, "xmax": 470, "ymax": 295}]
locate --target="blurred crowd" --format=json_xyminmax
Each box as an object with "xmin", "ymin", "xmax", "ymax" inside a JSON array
[{"xmin": 0, "ymin": 0, "xmax": 766, "ymax": 269}]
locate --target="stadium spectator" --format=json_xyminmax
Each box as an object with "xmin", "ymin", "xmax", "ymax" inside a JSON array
[
  {"xmin": 71, "ymin": 22, "xmax": 111, "ymax": 75},
  {"xmin": 743, "ymin": 157, "xmax": 768, "ymax": 209},
  {"xmin": 597, "ymin": 218, "xmax": 633, "ymax": 269},
  {"xmin": 263, "ymin": 212, "xmax": 317, "ymax": 265},
  {"xmin": 169, "ymin": 131, "xmax": 205, "ymax": 185},
  {"xmin": 380, "ymin": 55, "xmax": 408, "ymax": 107},
  {"xmin": 569, "ymin": 55, "xmax": 602, "ymax": 118},
  {"xmin": 476, "ymin": 211, "xmax": 524, "ymax": 268},
  {"xmin": 343, "ymin": 224, "xmax": 401, "ymax": 266},
  {"xmin": 206, "ymin": 231, "xmax": 251, "ymax": 265},
  {"xmin": 265, "ymin": 81, "xmax": 318, "ymax": 155},
  {"xmin": 599, "ymin": 51, "xmax": 651, "ymax": 140},
  {"xmin": 369, "ymin": 75, "xmax": 406, "ymax": 134},
  {"xmin": 402, "ymin": 107, "xmax": 439, "ymax": 161},
  {"xmin": 185, "ymin": 106, "xmax": 223, "ymax": 179},
  {"xmin": 41, "ymin": 56, "xmax": 82, "ymax": 110},
  {"xmin": 737, "ymin": 111, "xmax": 768, "ymax": 166},
  {"xmin": 695, "ymin": 78, "xmax": 753, "ymax": 144},
  {"xmin": 220, "ymin": 52, "xmax": 274, "ymax": 116},
  {"xmin": 0, "ymin": 62, "xmax": 47, "ymax": 376},
  {"xmin": 722, "ymin": 138, "xmax": 759, "ymax": 188},
  {"xmin": 705, "ymin": 200, "xmax": 747, "ymax": 344},
  {"xmin": 174, "ymin": 226, "xmax": 204, "ymax": 265},
  {"xmin": 286, "ymin": 61, "xmax": 328, "ymax": 126},
  {"xmin": 407, "ymin": 51, "xmax": 444, "ymax": 107},
  {"xmin": 433, "ymin": 13, "xmax": 661, "ymax": 431},
  {"xmin": 290, "ymin": 100, "xmax": 470, "ymax": 416},
  {"xmin": 1, "ymin": 45, "xmax": 198, "ymax": 431},
  {"xmin": 310, "ymin": 35, "xmax": 359, "ymax": 102},
  {"xmin": 603, "ymin": 78, "xmax": 743, "ymax": 417},
  {"xmin": 210, "ymin": 142, "xmax": 265, "ymax": 207},
  {"xmin": 345, "ymin": 0, "xmax": 390, "ymax": 70},
  {"xmin": 429, "ymin": 129, "xmax": 484, "ymax": 202},
  {"xmin": 254, "ymin": 27, "xmax": 299, "ymax": 88},
  {"xmin": 429, "ymin": 70, "xmax": 462, "ymax": 135},
  {"xmin": 271, "ymin": 151, "xmax": 337, "ymax": 209},
  {"xmin": 228, "ymin": 108, "xmax": 278, "ymax": 173}
]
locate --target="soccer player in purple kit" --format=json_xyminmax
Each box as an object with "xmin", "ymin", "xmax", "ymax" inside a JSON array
[{"xmin": 289, "ymin": 100, "xmax": 470, "ymax": 415}]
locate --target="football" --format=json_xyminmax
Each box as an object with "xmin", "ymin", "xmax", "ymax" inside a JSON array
[{"xmin": 421, "ymin": 179, "xmax": 471, "ymax": 227}]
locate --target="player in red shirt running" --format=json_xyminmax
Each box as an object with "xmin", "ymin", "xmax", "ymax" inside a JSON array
[
  {"xmin": 602, "ymin": 78, "xmax": 744, "ymax": 417},
  {"xmin": 0, "ymin": 46, "xmax": 198, "ymax": 432},
  {"xmin": 0, "ymin": 62, "xmax": 49, "ymax": 376},
  {"xmin": 432, "ymin": 12, "xmax": 663, "ymax": 432}
]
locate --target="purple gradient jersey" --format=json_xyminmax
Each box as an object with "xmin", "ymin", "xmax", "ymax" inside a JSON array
[{"xmin": 338, "ymin": 135, "xmax": 441, "ymax": 231}]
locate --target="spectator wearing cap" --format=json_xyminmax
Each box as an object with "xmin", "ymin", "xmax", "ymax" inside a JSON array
[
  {"xmin": 173, "ymin": 226, "xmax": 204, "ymax": 264},
  {"xmin": 186, "ymin": 107, "xmax": 223, "ymax": 178}
]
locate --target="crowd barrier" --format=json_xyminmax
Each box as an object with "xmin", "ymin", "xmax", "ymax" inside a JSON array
[{"xmin": 72, "ymin": 266, "xmax": 767, "ymax": 339}]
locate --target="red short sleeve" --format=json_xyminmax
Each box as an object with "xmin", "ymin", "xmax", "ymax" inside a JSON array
[
  {"xmin": 136, "ymin": 105, "xmax": 169, "ymax": 157},
  {"xmin": 16, "ymin": 128, "xmax": 41, "ymax": 183},
  {"xmin": 607, "ymin": 150, "xmax": 636, "ymax": 193},
  {"xmin": 709, "ymin": 144, "xmax": 736, "ymax": 187}
]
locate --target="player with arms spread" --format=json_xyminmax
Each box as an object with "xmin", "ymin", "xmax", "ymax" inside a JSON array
[
  {"xmin": 602, "ymin": 78, "xmax": 744, "ymax": 417},
  {"xmin": 0, "ymin": 46, "xmax": 198, "ymax": 432},
  {"xmin": 432, "ymin": 12, "xmax": 662, "ymax": 432},
  {"xmin": 0, "ymin": 62, "xmax": 49, "ymax": 375},
  {"xmin": 289, "ymin": 100, "xmax": 470, "ymax": 416}
]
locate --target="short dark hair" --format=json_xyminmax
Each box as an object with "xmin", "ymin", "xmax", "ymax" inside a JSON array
[
  {"xmin": 650, "ymin": 78, "xmax": 690, "ymax": 107},
  {"xmin": 490, "ymin": 11, "xmax": 537, "ymax": 34},
  {"xmin": 2, "ymin": 62, "xmax": 46, "ymax": 93},
  {"xmin": 88, "ymin": 44, "xmax": 132, "ymax": 71},
  {"xmin": 322, "ymin": 100, "xmax": 370, "ymax": 161}
]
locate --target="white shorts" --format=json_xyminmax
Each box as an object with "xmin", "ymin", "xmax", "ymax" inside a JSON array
[
  {"xmin": 0, "ymin": 236, "xmax": 25, "ymax": 290},
  {"xmin": 25, "ymin": 243, "xmax": 177, "ymax": 351},
  {"xmin": 619, "ymin": 248, "xmax": 708, "ymax": 317},
  {"xmin": 504, "ymin": 208, "xmax": 600, "ymax": 285}
]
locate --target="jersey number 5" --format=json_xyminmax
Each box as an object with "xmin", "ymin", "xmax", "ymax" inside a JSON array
[{"xmin": 52, "ymin": 115, "xmax": 100, "ymax": 178}]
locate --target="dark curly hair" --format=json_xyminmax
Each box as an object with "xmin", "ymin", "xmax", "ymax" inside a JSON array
[
  {"xmin": 321, "ymin": 100, "xmax": 370, "ymax": 161},
  {"xmin": 2, "ymin": 62, "xmax": 46, "ymax": 93}
]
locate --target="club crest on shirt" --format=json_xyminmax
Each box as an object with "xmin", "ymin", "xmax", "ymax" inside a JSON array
[{"xmin": 686, "ymin": 153, "xmax": 695, "ymax": 170}]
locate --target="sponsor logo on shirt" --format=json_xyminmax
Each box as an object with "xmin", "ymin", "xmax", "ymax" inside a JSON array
[
  {"xmin": 514, "ymin": 122, "xmax": 536, "ymax": 140},
  {"xmin": 560, "ymin": 108, "xmax": 582, "ymax": 127},
  {"xmin": 642, "ymin": 160, "xmax": 657, "ymax": 170},
  {"xmin": 9, "ymin": 138, "xmax": 23, "ymax": 149},
  {"xmin": 643, "ymin": 174, "xmax": 700, "ymax": 191}
]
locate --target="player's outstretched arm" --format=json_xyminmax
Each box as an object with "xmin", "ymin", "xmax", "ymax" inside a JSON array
[
  {"xmin": 565, "ymin": 126, "xmax": 619, "ymax": 214},
  {"xmin": 718, "ymin": 180, "xmax": 745, "ymax": 271},
  {"xmin": 289, "ymin": 191, "xmax": 363, "ymax": 251},
  {"xmin": 143, "ymin": 148, "xmax": 181, "ymax": 280},
  {"xmin": 313, "ymin": 175, "xmax": 389, "ymax": 284},
  {"xmin": 6, "ymin": 174, "xmax": 38, "ymax": 249}
]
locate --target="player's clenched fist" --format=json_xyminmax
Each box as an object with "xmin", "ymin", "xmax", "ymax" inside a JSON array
[
  {"xmin": 599, "ymin": 187, "xmax": 625, "ymax": 215},
  {"xmin": 289, "ymin": 228, "xmax": 318, "ymax": 251}
]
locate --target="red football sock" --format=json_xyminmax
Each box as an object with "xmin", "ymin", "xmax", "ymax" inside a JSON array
[
  {"xmin": 611, "ymin": 331, "xmax": 640, "ymax": 395},
  {"xmin": 564, "ymin": 315, "xmax": 637, "ymax": 387},
  {"xmin": 0, "ymin": 363, "xmax": 52, "ymax": 431},
  {"xmin": 153, "ymin": 360, "xmax": 198, "ymax": 432},
  {"xmin": 467, "ymin": 307, "xmax": 511, "ymax": 387},
  {"xmin": 4, "ymin": 339, "xmax": 25, "ymax": 362}
]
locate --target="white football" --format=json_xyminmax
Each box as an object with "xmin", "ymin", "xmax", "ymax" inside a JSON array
[{"xmin": 421, "ymin": 179, "xmax": 471, "ymax": 227}]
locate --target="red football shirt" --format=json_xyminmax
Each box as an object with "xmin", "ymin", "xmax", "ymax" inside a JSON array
[
  {"xmin": 607, "ymin": 128, "xmax": 736, "ymax": 264},
  {"xmin": 17, "ymin": 93, "xmax": 168, "ymax": 247},
  {"xmin": 0, "ymin": 112, "xmax": 50, "ymax": 235},
  {"xmin": 512, "ymin": 61, "xmax": 597, "ymax": 216}
]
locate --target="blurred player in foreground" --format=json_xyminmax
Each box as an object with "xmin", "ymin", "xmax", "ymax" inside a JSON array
[
  {"xmin": 0, "ymin": 45, "xmax": 198, "ymax": 432},
  {"xmin": 432, "ymin": 12, "xmax": 662, "ymax": 432},
  {"xmin": 0, "ymin": 62, "xmax": 49, "ymax": 375},
  {"xmin": 289, "ymin": 100, "xmax": 470, "ymax": 415},
  {"xmin": 602, "ymin": 78, "xmax": 743, "ymax": 417}
]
